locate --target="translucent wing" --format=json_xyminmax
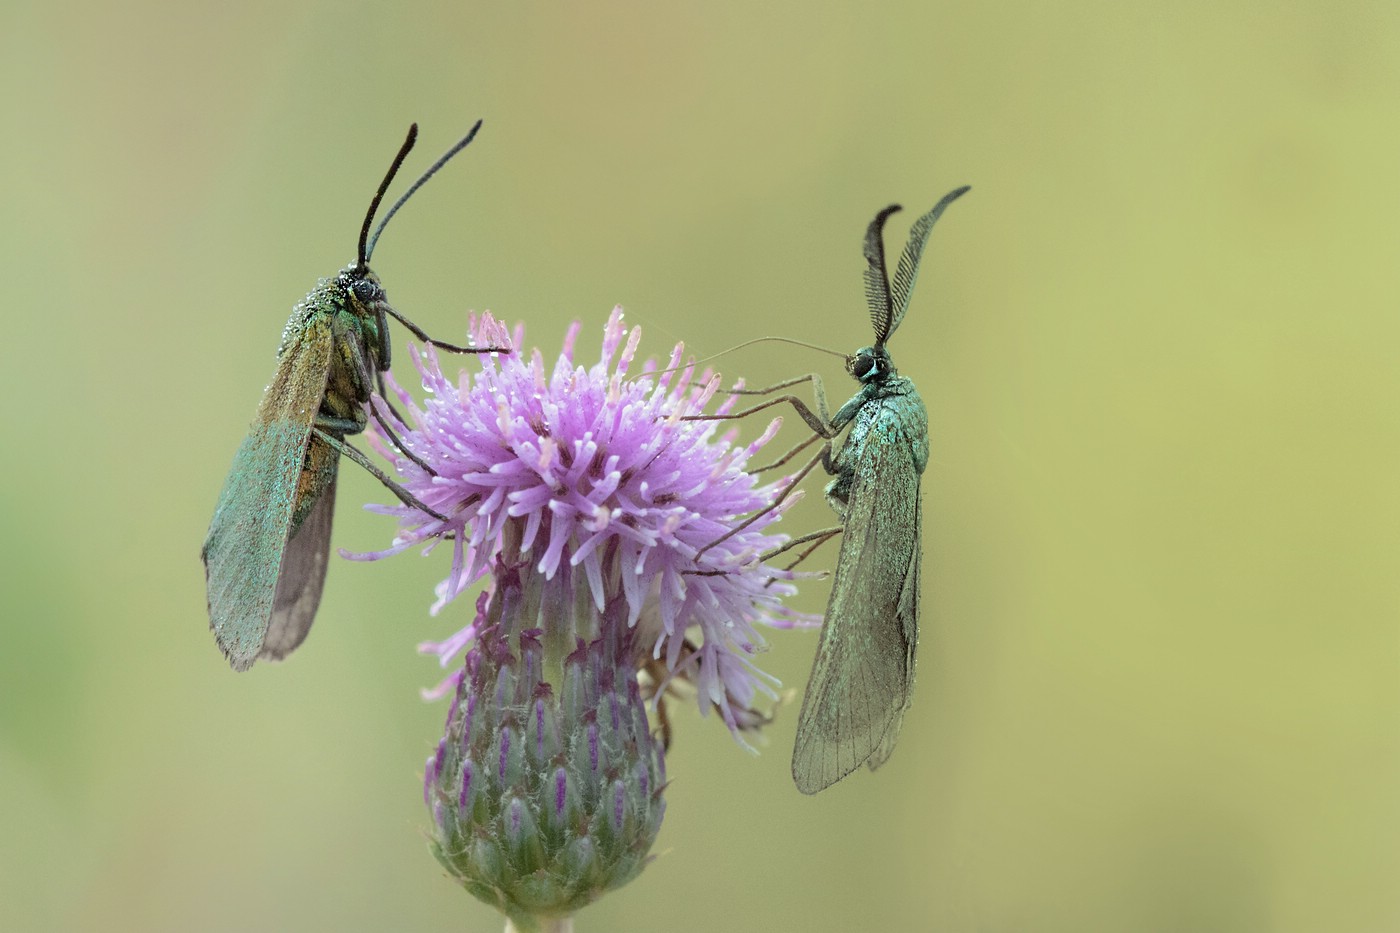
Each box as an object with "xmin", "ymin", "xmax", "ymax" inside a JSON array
[
  {"xmin": 792, "ymin": 398, "xmax": 923, "ymax": 794},
  {"xmin": 869, "ymin": 494, "xmax": 920, "ymax": 771},
  {"xmin": 202, "ymin": 318, "xmax": 334, "ymax": 671},
  {"xmin": 259, "ymin": 442, "xmax": 338, "ymax": 662},
  {"xmin": 888, "ymin": 186, "xmax": 970, "ymax": 338}
]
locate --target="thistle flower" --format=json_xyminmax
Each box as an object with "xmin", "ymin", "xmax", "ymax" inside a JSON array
[{"xmin": 359, "ymin": 307, "xmax": 814, "ymax": 929}]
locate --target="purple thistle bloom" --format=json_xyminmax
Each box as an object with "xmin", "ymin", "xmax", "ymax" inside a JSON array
[
  {"xmin": 357, "ymin": 306, "xmax": 815, "ymax": 735},
  {"xmin": 357, "ymin": 307, "xmax": 816, "ymax": 927}
]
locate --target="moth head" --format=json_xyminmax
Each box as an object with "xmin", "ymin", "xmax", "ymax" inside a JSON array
[
  {"xmin": 847, "ymin": 345, "xmax": 893, "ymax": 384},
  {"xmin": 341, "ymin": 268, "xmax": 389, "ymax": 314}
]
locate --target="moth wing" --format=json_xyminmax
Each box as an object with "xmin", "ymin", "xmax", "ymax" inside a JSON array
[
  {"xmin": 867, "ymin": 494, "xmax": 920, "ymax": 772},
  {"xmin": 202, "ymin": 319, "xmax": 334, "ymax": 671},
  {"xmin": 259, "ymin": 441, "xmax": 338, "ymax": 662},
  {"xmin": 792, "ymin": 405, "xmax": 922, "ymax": 794}
]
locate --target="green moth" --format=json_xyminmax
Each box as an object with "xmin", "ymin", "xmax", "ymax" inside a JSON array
[
  {"xmin": 202, "ymin": 122, "xmax": 501, "ymax": 672},
  {"xmin": 789, "ymin": 187, "xmax": 969, "ymax": 793},
  {"xmin": 684, "ymin": 188, "xmax": 968, "ymax": 791}
]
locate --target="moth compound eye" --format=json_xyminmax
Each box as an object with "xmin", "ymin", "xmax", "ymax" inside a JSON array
[
  {"xmin": 851, "ymin": 354, "xmax": 875, "ymax": 380},
  {"xmin": 352, "ymin": 279, "xmax": 384, "ymax": 304}
]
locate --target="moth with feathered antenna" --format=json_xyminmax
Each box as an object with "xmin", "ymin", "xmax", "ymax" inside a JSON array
[
  {"xmin": 202, "ymin": 121, "xmax": 508, "ymax": 672},
  {"xmin": 687, "ymin": 186, "xmax": 969, "ymax": 792},
  {"xmin": 790, "ymin": 186, "xmax": 968, "ymax": 793}
]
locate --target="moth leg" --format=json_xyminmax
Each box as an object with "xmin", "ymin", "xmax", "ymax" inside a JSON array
[
  {"xmin": 727, "ymin": 372, "xmax": 834, "ymax": 420},
  {"xmin": 750, "ymin": 428, "xmax": 824, "ymax": 474},
  {"xmin": 694, "ymin": 441, "xmax": 832, "ymax": 562},
  {"xmin": 316, "ymin": 415, "xmax": 365, "ymax": 434},
  {"xmin": 368, "ymin": 309, "xmax": 412, "ymax": 428},
  {"xmin": 685, "ymin": 393, "xmax": 833, "ymax": 437},
  {"xmin": 343, "ymin": 338, "xmax": 440, "ymax": 477},
  {"xmin": 823, "ymin": 478, "xmax": 850, "ymax": 519},
  {"xmin": 639, "ymin": 655, "xmax": 676, "ymax": 751},
  {"xmin": 686, "ymin": 370, "xmax": 843, "ymax": 439},
  {"xmin": 655, "ymin": 691, "xmax": 673, "ymax": 752},
  {"xmin": 384, "ymin": 307, "xmax": 510, "ymax": 355},
  {"xmin": 768, "ymin": 524, "xmax": 843, "ymax": 571},
  {"xmin": 369, "ymin": 407, "xmax": 438, "ymax": 477},
  {"xmin": 686, "ymin": 371, "xmax": 851, "ymax": 564},
  {"xmin": 312, "ymin": 428, "xmax": 451, "ymax": 522},
  {"xmin": 684, "ymin": 388, "xmax": 837, "ymax": 442},
  {"xmin": 687, "ymin": 524, "xmax": 843, "ymax": 577},
  {"xmin": 373, "ymin": 368, "xmax": 415, "ymax": 434}
]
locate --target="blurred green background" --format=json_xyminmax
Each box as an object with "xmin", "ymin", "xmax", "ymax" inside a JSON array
[{"xmin": 2, "ymin": 1, "xmax": 1397, "ymax": 931}]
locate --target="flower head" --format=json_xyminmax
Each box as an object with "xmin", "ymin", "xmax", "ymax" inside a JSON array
[
  {"xmin": 361, "ymin": 306, "xmax": 813, "ymax": 734},
  {"xmin": 358, "ymin": 307, "xmax": 815, "ymax": 926}
]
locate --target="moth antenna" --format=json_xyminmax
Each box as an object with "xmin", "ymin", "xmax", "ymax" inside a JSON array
[
  {"xmin": 358, "ymin": 124, "xmax": 419, "ymax": 272},
  {"xmin": 652, "ymin": 336, "xmax": 848, "ymax": 378},
  {"xmin": 365, "ymin": 119, "xmax": 485, "ymax": 262},
  {"xmin": 887, "ymin": 185, "xmax": 971, "ymax": 338},
  {"xmin": 863, "ymin": 205, "xmax": 901, "ymax": 348}
]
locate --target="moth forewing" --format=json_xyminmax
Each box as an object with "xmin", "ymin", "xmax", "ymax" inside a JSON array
[
  {"xmin": 203, "ymin": 314, "xmax": 337, "ymax": 671},
  {"xmin": 263, "ymin": 439, "xmax": 339, "ymax": 661},
  {"xmin": 791, "ymin": 388, "xmax": 925, "ymax": 794},
  {"xmin": 871, "ymin": 492, "xmax": 922, "ymax": 770}
]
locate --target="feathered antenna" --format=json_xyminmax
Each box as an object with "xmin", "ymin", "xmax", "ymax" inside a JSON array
[
  {"xmin": 862, "ymin": 204, "xmax": 901, "ymax": 348},
  {"xmin": 887, "ymin": 185, "xmax": 971, "ymax": 337}
]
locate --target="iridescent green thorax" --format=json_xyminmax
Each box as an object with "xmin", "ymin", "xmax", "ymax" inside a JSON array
[
  {"xmin": 837, "ymin": 372, "xmax": 929, "ymax": 476},
  {"xmin": 280, "ymin": 267, "xmax": 390, "ymax": 365}
]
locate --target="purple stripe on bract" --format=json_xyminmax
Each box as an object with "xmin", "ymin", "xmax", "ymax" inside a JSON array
[
  {"xmin": 459, "ymin": 761, "xmax": 475, "ymax": 808},
  {"xmin": 433, "ymin": 738, "xmax": 448, "ymax": 782},
  {"xmin": 423, "ymin": 754, "xmax": 436, "ymax": 805},
  {"xmin": 535, "ymin": 698, "xmax": 546, "ymax": 757},
  {"xmin": 498, "ymin": 729, "xmax": 511, "ymax": 783},
  {"xmin": 509, "ymin": 797, "xmax": 523, "ymax": 839},
  {"xmin": 612, "ymin": 780, "xmax": 626, "ymax": 832},
  {"xmin": 445, "ymin": 692, "xmax": 460, "ymax": 731},
  {"xmin": 554, "ymin": 768, "xmax": 568, "ymax": 814},
  {"xmin": 636, "ymin": 761, "xmax": 649, "ymax": 800},
  {"xmin": 608, "ymin": 691, "xmax": 621, "ymax": 733}
]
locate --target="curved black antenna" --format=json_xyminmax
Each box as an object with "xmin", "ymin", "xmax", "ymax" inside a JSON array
[
  {"xmin": 357, "ymin": 124, "xmax": 420, "ymax": 272},
  {"xmin": 365, "ymin": 119, "xmax": 485, "ymax": 263},
  {"xmin": 863, "ymin": 204, "xmax": 902, "ymax": 348}
]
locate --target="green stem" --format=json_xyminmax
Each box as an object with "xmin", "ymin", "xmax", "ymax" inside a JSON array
[{"xmin": 504, "ymin": 916, "xmax": 574, "ymax": 933}]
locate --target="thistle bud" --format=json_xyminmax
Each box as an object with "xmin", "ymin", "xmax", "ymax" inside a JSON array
[{"xmin": 425, "ymin": 559, "xmax": 665, "ymax": 925}]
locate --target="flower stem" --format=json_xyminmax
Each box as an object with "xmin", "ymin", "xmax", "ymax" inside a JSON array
[{"xmin": 504, "ymin": 917, "xmax": 573, "ymax": 933}]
